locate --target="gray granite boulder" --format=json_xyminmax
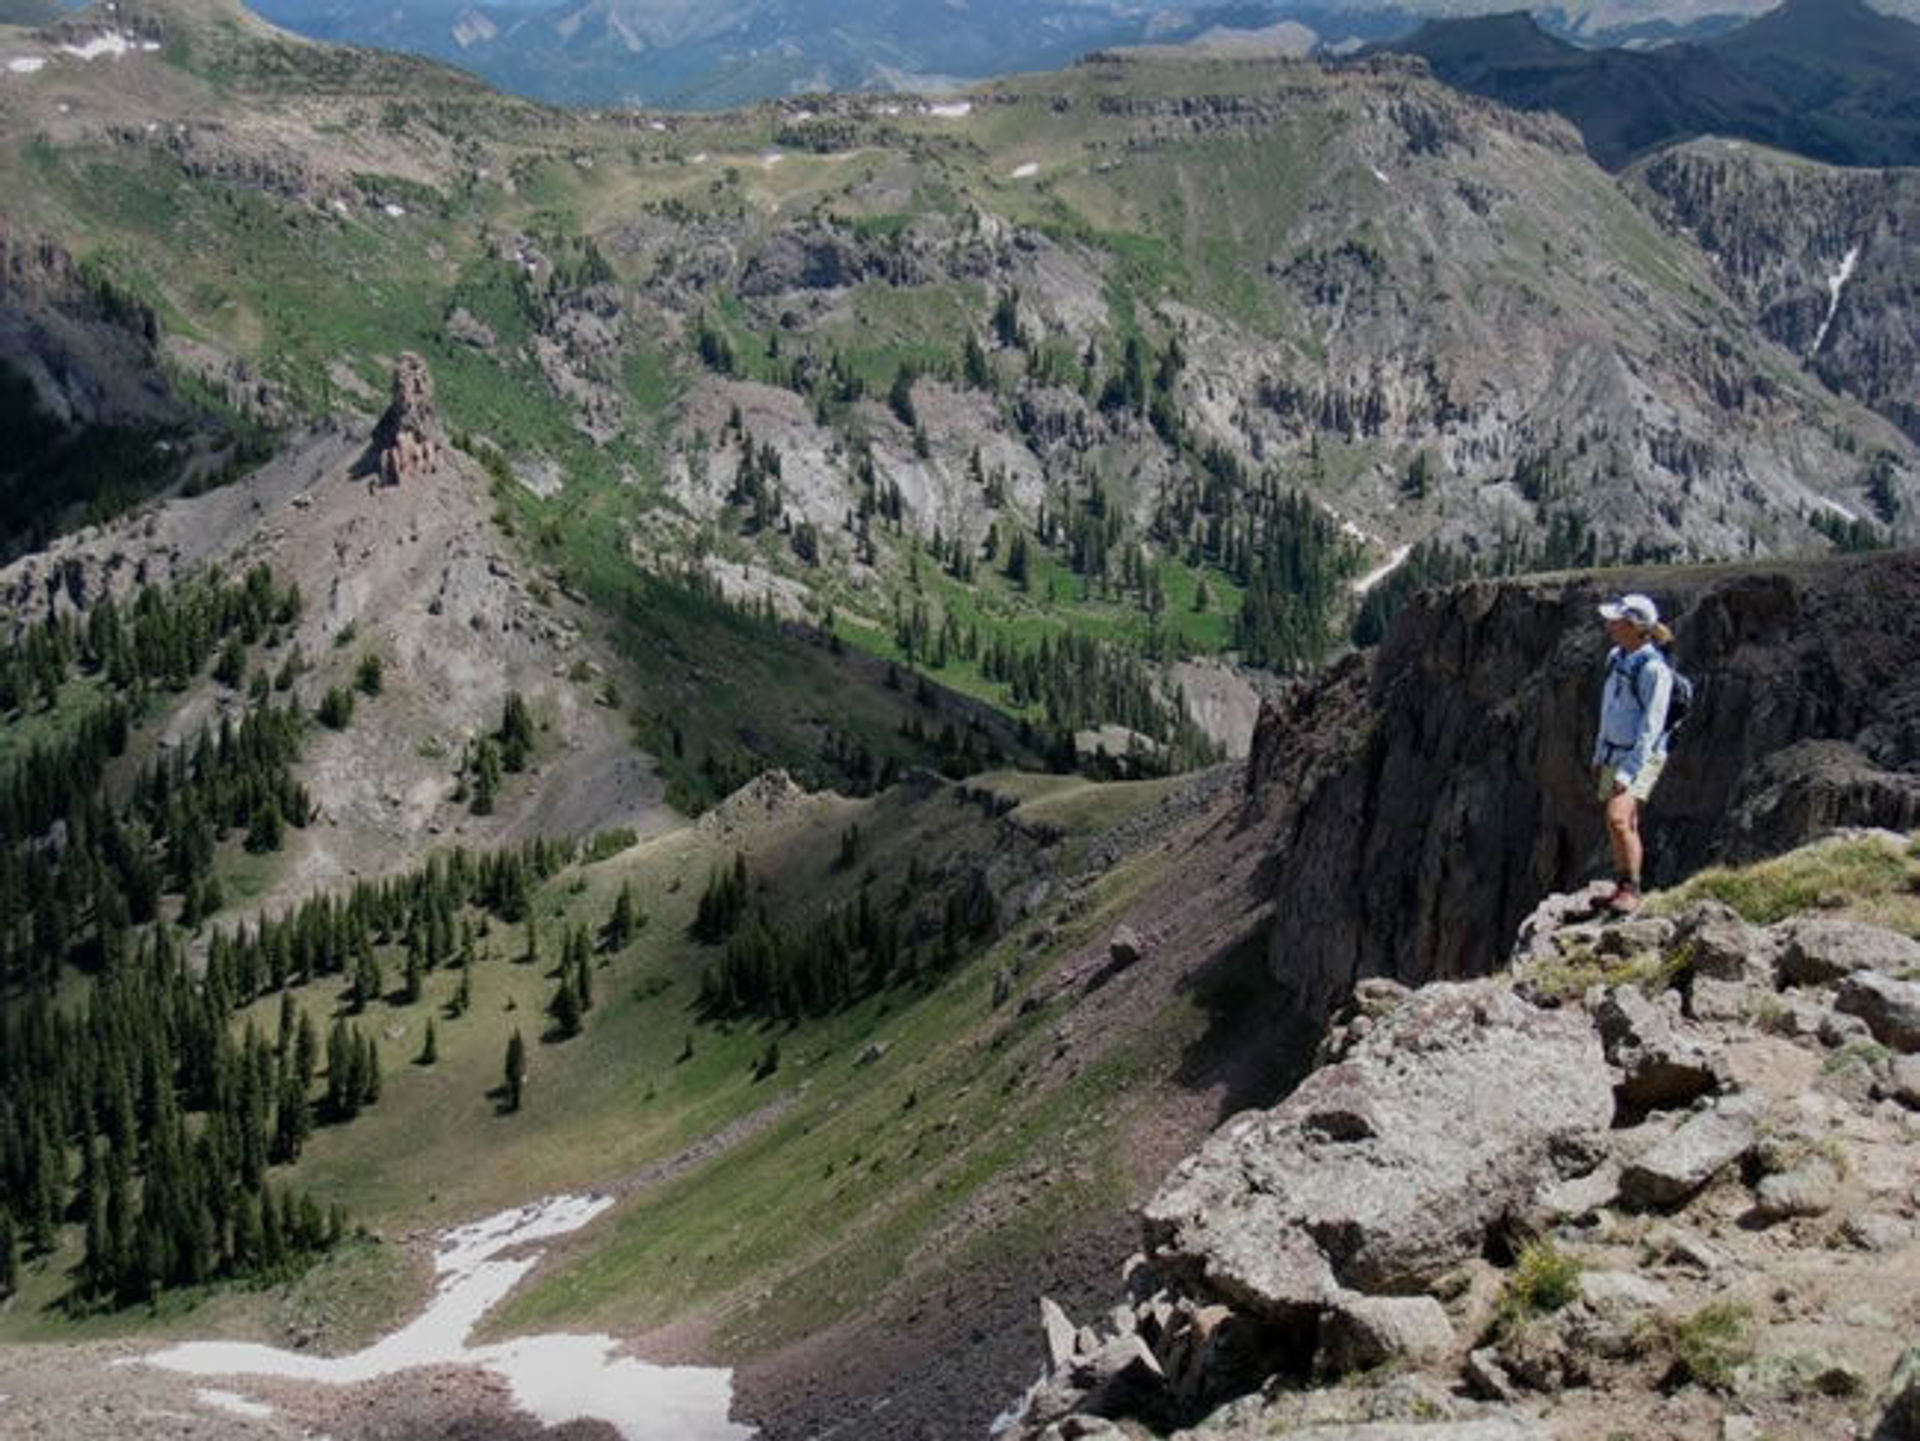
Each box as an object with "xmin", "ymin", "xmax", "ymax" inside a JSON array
[
  {"xmin": 1836, "ymin": 971, "xmax": 1920, "ymax": 1052},
  {"xmin": 1316, "ymin": 1293, "xmax": 1455, "ymax": 1375},
  {"xmin": 1776, "ymin": 919, "xmax": 1920, "ymax": 988},
  {"xmin": 1143, "ymin": 981, "xmax": 1612, "ymax": 1320},
  {"xmin": 1619, "ymin": 1099, "xmax": 1759, "ymax": 1209},
  {"xmin": 1595, "ymin": 985, "xmax": 1722, "ymax": 1115}
]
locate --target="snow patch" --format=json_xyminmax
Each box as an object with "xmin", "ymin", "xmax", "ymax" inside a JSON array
[
  {"xmin": 1812, "ymin": 495, "xmax": 1858, "ymax": 523},
  {"xmin": 58, "ymin": 32, "xmax": 160, "ymax": 61},
  {"xmin": 927, "ymin": 101, "xmax": 972, "ymax": 119},
  {"xmin": 649, "ymin": 119, "xmax": 667, "ymax": 132},
  {"xmin": 1353, "ymin": 544, "xmax": 1414, "ymax": 596},
  {"xmin": 1010, "ymin": 162, "xmax": 1039, "ymax": 179},
  {"xmin": 383, "ymin": 203, "xmax": 406, "ymax": 218},
  {"xmin": 1370, "ymin": 165, "xmax": 1390, "ymax": 185},
  {"xmin": 143, "ymin": 1195, "xmax": 753, "ymax": 1441},
  {"xmin": 6, "ymin": 56, "xmax": 47, "ymax": 74},
  {"xmin": 761, "ymin": 152, "xmax": 783, "ymax": 167},
  {"xmin": 689, "ymin": 151, "xmax": 709, "ymax": 164},
  {"xmin": 197, "ymin": 1390, "xmax": 275, "ymax": 1420},
  {"xmin": 1810, "ymin": 243, "xmax": 1860, "ymax": 357}
]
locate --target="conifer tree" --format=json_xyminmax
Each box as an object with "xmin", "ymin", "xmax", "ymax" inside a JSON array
[
  {"xmin": 469, "ymin": 737, "xmax": 501, "ymax": 815},
  {"xmin": 498, "ymin": 692, "xmax": 534, "ymax": 773},
  {"xmin": 419, "ymin": 1018, "xmax": 438, "ymax": 1065},
  {"xmin": 503, "ymin": 1030, "xmax": 526, "ymax": 1111},
  {"xmin": 606, "ymin": 881, "xmax": 637, "ymax": 950},
  {"xmin": 0, "ymin": 1207, "xmax": 16, "ymax": 1297},
  {"xmin": 548, "ymin": 968, "xmax": 582, "ymax": 1038}
]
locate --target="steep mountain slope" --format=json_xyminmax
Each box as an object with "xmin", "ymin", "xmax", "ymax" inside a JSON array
[
  {"xmin": 4, "ymin": 0, "xmax": 1915, "ymax": 777},
  {"xmin": 1630, "ymin": 138, "xmax": 1920, "ymax": 447},
  {"xmin": 1384, "ymin": 0, "xmax": 1920, "ymax": 169}
]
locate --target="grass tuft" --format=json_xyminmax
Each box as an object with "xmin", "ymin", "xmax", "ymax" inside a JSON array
[
  {"xmin": 1495, "ymin": 1239, "xmax": 1584, "ymax": 1333},
  {"xmin": 1668, "ymin": 1300, "xmax": 1753, "ymax": 1391},
  {"xmin": 1651, "ymin": 833, "xmax": 1919, "ymax": 932}
]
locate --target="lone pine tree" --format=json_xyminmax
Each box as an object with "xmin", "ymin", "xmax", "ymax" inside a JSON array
[{"xmin": 504, "ymin": 1029, "xmax": 527, "ymax": 1111}]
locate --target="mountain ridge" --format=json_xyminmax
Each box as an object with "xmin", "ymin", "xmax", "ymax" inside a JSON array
[{"xmin": 1382, "ymin": 0, "xmax": 1920, "ymax": 167}]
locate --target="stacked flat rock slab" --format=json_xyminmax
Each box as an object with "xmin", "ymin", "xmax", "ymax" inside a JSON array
[
  {"xmin": 1618, "ymin": 1098, "xmax": 1760, "ymax": 1210},
  {"xmin": 1143, "ymin": 981, "xmax": 1612, "ymax": 1315}
]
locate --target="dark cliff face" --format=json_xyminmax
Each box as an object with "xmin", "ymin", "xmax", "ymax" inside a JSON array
[{"xmin": 1248, "ymin": 551, "xmax": 1920, "ymax": 1021}]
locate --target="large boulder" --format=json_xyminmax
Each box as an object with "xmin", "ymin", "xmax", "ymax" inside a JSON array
[
  {"xmin": 1618, "ymin": 1098, "xmax": 1759, "ymax": 1210},
  {"xmin": 1835, "ymin": 971, "xmax": 1920, "ymax": 1053},
  {"xmin": 1143, "ymin": 982, "xmax": 1612, "ymax": 1321},
  {"xmin": 1883, "ymin": 1345, "xmax": 1920, "ymax": 1441},
  {"xmin": 1594, "ymin": 985, "xmax": 1721, "ymax": 1116},
  {"xmin": 1777, "ymin": 919, "xmax": 1920, "ymax": 988}
]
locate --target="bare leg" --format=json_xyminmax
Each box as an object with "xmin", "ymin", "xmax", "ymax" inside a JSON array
[{"xmin": 1604, "ymin": 788, "xmax": 1642, "ymax": 886}]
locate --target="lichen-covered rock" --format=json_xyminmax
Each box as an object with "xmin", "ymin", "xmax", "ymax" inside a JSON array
[
  {"xmin": 1595, "ymin": 985, "xmax": 1722, "ymax": 1115},
  {"xmin": 1673, "ymin": 901, "xmax": 1777, "ymax": 985},
  {"xmin": 1751, "ymin": 1159, "xmax": 1841, "ymax": 1222},
  {"xmin": 1835, "ymin": 971, "xmax": 1920, "ymax": 1052},
  {"xmin": 1777, "ymin": 919, "xmax": 1920, "ymax": 988},
  {"xmin": 1316, "ymin": 1294, "xmax": 1455, "ymax": 1375},
  {"xmin": 1143, "ymin": 982, "xmax": 1612, "ymax": 1319},
  {"xmin": 1619, "ymin": 1100, "xmax": 1759, "ymax": 1209}
]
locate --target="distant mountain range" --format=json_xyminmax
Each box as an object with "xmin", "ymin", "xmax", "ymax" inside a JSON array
[
  {"xmin": 193, "ymin": 0, "xmax": 1920, "ymax": 110},
  {"xmin": 1379, "ymin": 0, "xmax": 1920, "ymax": 167},
  {"xmin": 234, "ymin": 0, "xmax": 1340, "ymax": 106}
]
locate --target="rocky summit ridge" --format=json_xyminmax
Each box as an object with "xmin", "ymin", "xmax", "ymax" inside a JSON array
[{"xmin": 1011, "ymin": 833, "xmax": 1920, "ymax": 1441}]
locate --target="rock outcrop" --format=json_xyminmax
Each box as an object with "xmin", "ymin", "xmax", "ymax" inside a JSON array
[
  {"xmin": 1143, "ymin": 982, "xmax": 1610, "ymax": 1317},
  {"xmin": 363, "ymin": 353, "xmax": 441, "ymax": 487},
  {"xmin": 1010, "ymin": 852, "xmax": 1920, "ymax": 1441},
  {"xmin": 1246, "ymin": 554, "xmax": 1920, "ymax": 1025}
]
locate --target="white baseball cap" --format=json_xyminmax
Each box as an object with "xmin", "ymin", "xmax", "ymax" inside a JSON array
[{"xmin": 1598, "ymin": 593, "xmax": 1660, "ymax": 628}]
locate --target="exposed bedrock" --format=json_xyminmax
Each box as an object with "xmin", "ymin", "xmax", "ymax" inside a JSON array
[{"xmin": 1246, "ymin": 550, "xmax": 1920, "ymax": 1022}]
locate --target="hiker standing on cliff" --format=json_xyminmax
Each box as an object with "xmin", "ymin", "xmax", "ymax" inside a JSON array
[{"xmin": 1592, "ymin": 593, "xmax": 1673, "ymax": 914}]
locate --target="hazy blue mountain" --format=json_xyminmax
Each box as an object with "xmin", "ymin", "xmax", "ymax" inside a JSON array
[
  {"xmin": 1382, "ymin": 0, "xmax": 1920, "ymax": 168},
  {"xmin": 241, "ymin": 0, "xmax": 1309, "ymax": 105}
]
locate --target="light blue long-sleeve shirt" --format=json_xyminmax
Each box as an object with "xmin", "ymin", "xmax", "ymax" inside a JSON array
[{"xmin": 1592, "ymin": 643, "xmax": 1672, "ymax": 783}]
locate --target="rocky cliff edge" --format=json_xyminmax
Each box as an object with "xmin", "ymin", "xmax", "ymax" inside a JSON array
[
  {"xmin": 1247, "ymin": 551, "xmax": 1920, "ymax": 1026},
  {"xmin": 1010, "ymin": 831, "xmax": 1920, "ymax": 1441}
]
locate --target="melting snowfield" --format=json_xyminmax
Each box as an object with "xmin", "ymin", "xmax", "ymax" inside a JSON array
[
  {"xmin": 1010, "ymin": 161, "xmax": 1039, "ymax": 179},
  {"xmin": 58, "ymin": 31, "xmax": 161, "ymax": 60},
  {"xmin": 143, "ymin": 1195, "xmax": 755, "ymax": 1440},
  {"xmin": 1810, "ymin": 244, "xmax": 1861, "ymax": 356}
]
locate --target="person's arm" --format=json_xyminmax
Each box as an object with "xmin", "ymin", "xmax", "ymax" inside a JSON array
[
  {"xmin": 1619, "ymin": 657, "xmax": 1672, "ymax": 781},
  {"xmin": 1592, "ymin": 649, "xmax": 1618, "ymax": 769}
]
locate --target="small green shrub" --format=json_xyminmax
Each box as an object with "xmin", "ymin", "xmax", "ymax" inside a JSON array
[
  {"xmin": 1495, "ymin": 1240, "xmax": 1583, "ymax": 1332},
  {"xmin": 1670, "ymin": 1301, "xmax": 1753, "ymax": 1391}
]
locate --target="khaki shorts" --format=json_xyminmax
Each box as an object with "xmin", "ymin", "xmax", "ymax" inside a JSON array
[{"xmin": 1597, "ymin": 754, "xmax": 1665, "ymax": 804}]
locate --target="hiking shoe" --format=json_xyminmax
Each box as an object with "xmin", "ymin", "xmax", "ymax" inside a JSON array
[{"xmin": 1603, "ymin": 882, "xmax": 1642, "ymax": 914}]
